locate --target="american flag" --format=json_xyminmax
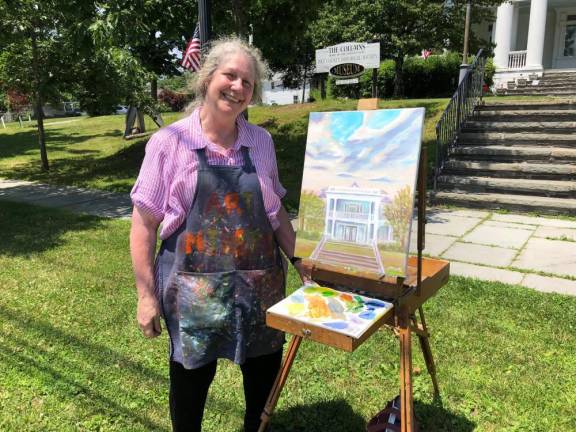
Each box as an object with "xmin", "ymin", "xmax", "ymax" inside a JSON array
[{"xmin": 182, "ymin": 24, "xmax": 201, "ymax": 71}]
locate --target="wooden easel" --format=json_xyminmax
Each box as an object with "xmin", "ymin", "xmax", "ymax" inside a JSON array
[{"xmin": 258, "ymin": 145, "xmax": 450, "ymax": 432}]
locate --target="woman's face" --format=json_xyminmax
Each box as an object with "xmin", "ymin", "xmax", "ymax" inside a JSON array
[{"xmin": 204, "ymin": 53, "xmax": 255, "ymax": 118}]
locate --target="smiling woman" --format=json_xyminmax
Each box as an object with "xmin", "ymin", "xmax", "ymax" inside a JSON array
[{"xmin": 129, "ymin": 37, "xmax": 310, "ymax": 432}]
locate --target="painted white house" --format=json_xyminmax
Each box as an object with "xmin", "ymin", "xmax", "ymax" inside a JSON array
[
  {"xmin": 261, "ymin": 74, "xmax": 310, "ymax": 105},
  {"xmin": 323, "ymin": 186, "xmax": 394, "ymax": 245},
  {"xmin": 475, "ymin": 0, "xmax": 576, "ymax": 88}
]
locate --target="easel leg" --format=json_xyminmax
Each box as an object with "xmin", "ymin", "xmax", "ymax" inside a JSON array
[
  {"xmin": 258, "ymin": 335, "xmax": 303, "ymax": 432},
  {"xmin": 398, "ymin": 308, "xmax": 414, "ymax": 432},
  {"xmin": 414, "ymin": 307, "xmax": 440, "ymax": 397}
]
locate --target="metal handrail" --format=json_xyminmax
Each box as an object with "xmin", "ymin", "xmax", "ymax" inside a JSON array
[{"xmin": 434, "ymin": 49, "xmax": 486, "ymax": 190}]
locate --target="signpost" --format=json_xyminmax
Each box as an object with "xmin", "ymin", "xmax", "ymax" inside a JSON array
[{"xmin": 316, "ymin": 42, "xmax": 380, "ymax": 97}]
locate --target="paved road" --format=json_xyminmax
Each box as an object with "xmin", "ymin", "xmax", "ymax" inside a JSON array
[{"xmin": 2, "ymin": 178, "xmax": 575, "ymax": 295}]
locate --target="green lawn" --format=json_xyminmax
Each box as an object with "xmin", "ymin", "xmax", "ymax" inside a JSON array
[
  {"xmin": 0, "ymin": 98, "xmax": 448, "ymax": 212},
  {"xmin": 1, "ymin": 201, "xmax": 575, "ymax": 431}
]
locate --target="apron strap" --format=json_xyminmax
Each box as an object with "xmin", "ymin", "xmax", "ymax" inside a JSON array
[
  {"xmin": 241, "ymin": 146, "xmax": 256, "ymax": 173},
  {"xmin": 196, "ymin": 148, "xmax": 209, "ymax": 169}
]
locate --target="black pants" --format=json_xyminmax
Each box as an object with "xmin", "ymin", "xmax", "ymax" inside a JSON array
[{"xmin": 169, "ymin": 350, "xmax": 283, "ymax": 432}]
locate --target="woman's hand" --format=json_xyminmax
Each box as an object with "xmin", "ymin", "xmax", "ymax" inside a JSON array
[
  {"xmin": 293, "ymin": 259, "xmax": 312, "ymax": 285},
  {"xmin": 137, "ymin": 294, "xmax": 162, "ymax": 338}
]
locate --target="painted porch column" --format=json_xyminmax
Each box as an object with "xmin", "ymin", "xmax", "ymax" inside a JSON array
[
  {"xmin": 493, "ymin": 1, "xmax": 515, "ymax": 70},
  {"xmin": 525, "ymin": 0, "xmax": 548, "ymax": 71}
]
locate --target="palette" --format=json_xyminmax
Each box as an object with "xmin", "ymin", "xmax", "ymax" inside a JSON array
[{"xmin": 267, "ymin": 285, "xmax": 393, "ymax": 350}]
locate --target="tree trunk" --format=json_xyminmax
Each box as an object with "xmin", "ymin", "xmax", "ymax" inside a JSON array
[
  {"xmin": 31, "ymin": 30, "xmax": 49, "ymax": 171},
  {"xmin": 320, "ymin": 75, "xmax": 326, "ymax": 100},
  {"xmin": 151, "ymin": 77, "xmax": 158, "ymax": 101},
  {"xmin": 393, "ymin": 53, "xmax": 405, "ymax": 99},
  {"xmin": 232, "ymin": 0, "xmax": 248, "ymax": 39},
  {"xmin": 301, "ymin": 66, "xmax": 307, "ymax": 104}
]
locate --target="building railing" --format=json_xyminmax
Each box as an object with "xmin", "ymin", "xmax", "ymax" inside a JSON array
[
  {"xmin": 330, "ymin": 211, "xmax": 371, "ymax": 221},
  {"xmin": 508, "ymin": 50, "xmax": 527, "ymax": 69},
  {"xmin": 434, "ymin": 49, "xmax": 486, "ymax": 190}
]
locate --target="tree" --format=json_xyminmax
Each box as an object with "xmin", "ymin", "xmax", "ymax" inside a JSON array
[
  {"xmin": 383, "ymin": 186, "xmax": 413, "ymax": 250},
  {"xmin": 90, "ymin": 0, "xmax": 198, "ymax": 101},
  {"xmin": 0, "ymin": 0, "xmax": 88, "ymax": 170},
  {"xmin": 310, "ymin": 0, "xmax": 501, "ymax": 97}
]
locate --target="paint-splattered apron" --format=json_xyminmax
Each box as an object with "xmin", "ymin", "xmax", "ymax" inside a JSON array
[{"xmin": 156, "ymin": 146, "xmax": 285, "ymax": 369}]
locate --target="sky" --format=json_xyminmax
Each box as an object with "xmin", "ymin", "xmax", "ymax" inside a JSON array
[{"xmin": 300, "ymin": 108, "xmax": 425, "ymax": 199}]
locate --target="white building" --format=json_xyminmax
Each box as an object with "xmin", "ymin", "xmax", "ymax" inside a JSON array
[
  {"xmin": 323, "ymin": 186, "xmax": 394, "ymax": 245},
  {"xmin": 261, "ymin": 74, "xmax": 310, "ymax": 105},
  {"xmin": 477, "ymin": 0, "xmax": 576, "ymax": 88}
]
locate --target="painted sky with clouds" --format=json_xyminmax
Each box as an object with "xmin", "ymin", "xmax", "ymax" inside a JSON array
[{"xmin": 301, "ymin": 108, "xmax": 425, "ymax": 198}]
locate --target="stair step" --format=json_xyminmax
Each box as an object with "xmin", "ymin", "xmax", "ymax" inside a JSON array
[
  {"xmin": 452, "ymin": 145, "xmax": 576, "ymax": 162},
  {"xmin": 475, "ymin": 110, "xmax": 576, "ymax": 121},
  {"xmin": 479, "ymin": 101, "xmax": 576, "ymax": 111},
  {"xmin": 502, "ymin": 90, "xmax": 576, "ymax": 96},
  {"xmin": 463, "ymin": 121, "xmax": 576, "ymax": 133},
  {"xmin": 436, "ymin": 175, "xmax": 576, "ymax": 197},
  {"xmin": 458, "ymin": 131, "xmax": 576, "ymax": 146},
  {"xmin": 433, "ymin": 191, "xmax": 576, "ymax": 215},
  {"xmin": 443, "ymin": 160, "xmax": 576, "ymax": 179}
]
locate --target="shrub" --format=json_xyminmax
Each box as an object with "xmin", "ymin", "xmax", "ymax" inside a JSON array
[
  {"xmin": 158, "ymin": 89, "xmax": 192, "ymax": 112},
  {"xmin": 328, "ymin": 52, "xmax": 463, "ymax": 99},
  {"xmin": 484, "ymin": 57, "xmax": 495, "ymax": 87}
]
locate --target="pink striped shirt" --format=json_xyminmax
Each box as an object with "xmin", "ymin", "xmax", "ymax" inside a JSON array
[{"xmin": 130, "ymin": 108, "xmax": 286, "ymax": 239}]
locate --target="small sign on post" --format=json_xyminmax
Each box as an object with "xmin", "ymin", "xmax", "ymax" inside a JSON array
[{"xmin": 316, "ymin": 42, "xmax": 380, "ymax": 97}]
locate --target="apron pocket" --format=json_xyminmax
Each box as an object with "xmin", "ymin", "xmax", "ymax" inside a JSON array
[
  {"xmin": 235, "ymin": 265, "xmax": 285, "ymax": 327},
  {"xmin": 173, "ymin": 271, "xmax": 235, "ymax": 331}
]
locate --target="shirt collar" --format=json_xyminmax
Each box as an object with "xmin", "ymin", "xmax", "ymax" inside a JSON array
[{"xmin": 188, "ymin": 107, "xmax": 253, "ymax": 151}]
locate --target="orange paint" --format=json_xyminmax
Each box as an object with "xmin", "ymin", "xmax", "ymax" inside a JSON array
[
  {"xmin": 306, "ymin": 295, "xmax": 331, "ymax": 319},
  {"xmin": 184, "ymin": 231, "xmax": 205, "ymax": 254},
  {"xmin": 340, "ymin": 293, "xmax": 354, "ymax": 302},
  {"xmin": 224, "ymin": 192, "xmax": 242, "ymax": 216},
  {"xmin": 205, "ymin": 192, "xmax": 223, "ymax": 216}
]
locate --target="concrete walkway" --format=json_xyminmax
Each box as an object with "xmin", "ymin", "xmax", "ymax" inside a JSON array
[{"xmin": 2, "ymin": 178, "xmax": 576, "ymax": 296}]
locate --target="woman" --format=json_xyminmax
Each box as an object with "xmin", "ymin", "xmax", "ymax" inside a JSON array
[{"xmin": 130, "ymin": 38, "xmax": 307, "ymax": 432}]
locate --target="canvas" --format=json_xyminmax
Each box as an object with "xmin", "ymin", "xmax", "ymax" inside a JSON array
[
  {"xmin": 294, "ymin": 108, "xmax": 425, "ymax": 277},
  {"xmin": 267, "ymin": 285, "xmax": 393, "ymax": 339}
]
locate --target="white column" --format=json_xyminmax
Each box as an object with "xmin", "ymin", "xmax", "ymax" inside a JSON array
[
  {"xmin": 525, "ymin": 0, "xmax": 548, "ymax": 71},
  {"xmin": 493, "ymin": 1, "xmax": 515, "ymax": 70}
]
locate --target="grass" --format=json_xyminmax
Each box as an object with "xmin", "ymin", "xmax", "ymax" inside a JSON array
[
  {"xmin": 1, "ymin": 201, "xmax": 575, "ymax": 431},
  {"xmin": 0, "ymin": 98, "xmax": 448, "ymax": 212}
]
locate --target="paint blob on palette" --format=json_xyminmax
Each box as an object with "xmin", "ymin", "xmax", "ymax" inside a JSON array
[{"xmin": 267, "ymin": 285, "xmax": 393, "ymax": 338}]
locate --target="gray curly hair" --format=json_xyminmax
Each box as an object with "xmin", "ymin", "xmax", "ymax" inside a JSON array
[{"xmin": 185, "ymin": 37, "xmax": 269, "ymax": 113}]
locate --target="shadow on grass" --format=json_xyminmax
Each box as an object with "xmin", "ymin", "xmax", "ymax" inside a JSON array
[
  {"xmin": 0, "ymin": 137, "xmax": 148, "ymax": 193},
  {"xmin": 0, "ymin": 303, "xmax": 170, "ymax": 430},
  {"xmin": 0, "ymin": 201, "xmax": 105, "ymax": 256},
  {"xmin": 260, "ymin": 400, "xmax": 366, "ymax": 432},
  {"xmin": 415, "ymin": 398, "xmax": 476, "ymax": 432},
  {"xmin": 0, "ymin": 129, "xmax": 123, "ymax": 160}
]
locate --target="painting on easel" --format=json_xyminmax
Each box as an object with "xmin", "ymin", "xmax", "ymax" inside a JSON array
[{"xmin": 294, "ymin": 108, "xmax": 425, "ymax": 277}]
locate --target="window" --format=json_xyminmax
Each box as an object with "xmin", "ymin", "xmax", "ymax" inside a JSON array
[
  {"xmin": 293, "ymin": 95, "xmax": 299, "ymax": 104},
  {"xmin": 271, "ymin": 81, "xmax": 275, "ymax": 89}
]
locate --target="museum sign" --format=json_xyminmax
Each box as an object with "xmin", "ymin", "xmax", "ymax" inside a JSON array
[{"xmin": 315, "ymin": 42, "xmax": 380, "ymax": 78}]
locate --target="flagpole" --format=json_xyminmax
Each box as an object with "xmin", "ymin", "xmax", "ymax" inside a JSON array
[{"xmin": 198, "ymin": 0, "xmax": 211, "ymax": 46}]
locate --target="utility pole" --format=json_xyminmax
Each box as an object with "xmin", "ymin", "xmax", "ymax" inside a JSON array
[
  {"xmin": 459, "ymin": 0, "xmax": 472, "ymax": 84},
  {"xmin": 198, "ymin": 0, "xmax": 212, "ymax": 47}
]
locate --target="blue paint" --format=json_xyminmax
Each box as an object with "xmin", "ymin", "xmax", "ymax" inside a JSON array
[
  {"xmin": 291, "ymin": 294, "xmax": 305, "ymax": 303},
  {"xmin": 359, "ymin": 311, "xmax": 376, "ymax": 320},
  {"xmin": 365, "ymin": 300, "xmax": 387, "ymax": 308},
  {"xmin": 323, "ymin": 321, "xmax": 348, "ymax": 330}
]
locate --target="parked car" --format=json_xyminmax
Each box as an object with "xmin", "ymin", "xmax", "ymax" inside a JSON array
[{"xmin": 115, "ymin": 105, "xmax": 129, "ymax": 115}]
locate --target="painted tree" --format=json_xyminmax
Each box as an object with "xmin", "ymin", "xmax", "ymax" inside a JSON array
[
  {"xmin": 298, "ymin": 191, "xmax": 326, "ymax": 237},
  {"xmin": 383, "ymin": 186, "xmax": 413, "ymax": 250}
]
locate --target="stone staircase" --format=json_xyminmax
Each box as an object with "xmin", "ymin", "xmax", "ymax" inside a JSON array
[
  {"xmin": 434, "ymin": 100, "xmax": 576, "ymax": 215},
  {"xmin": 499, "ymin": 70, "xmax": 576, "ymax": 96}
]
